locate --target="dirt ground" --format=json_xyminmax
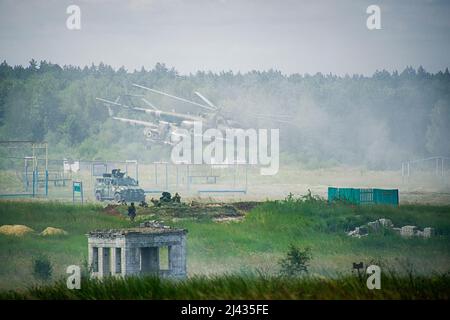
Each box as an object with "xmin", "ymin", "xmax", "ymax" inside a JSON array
[
  {"xmin": 1, "ymin": 166, "xmax": 449, "ymax": 204},
  {"xmin": 102, "ymin": 201, "xmax": 249, "ymax": 220}
]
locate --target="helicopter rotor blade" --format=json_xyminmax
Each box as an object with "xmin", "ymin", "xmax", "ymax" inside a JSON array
[
  {"xmin": 96, "ymin": 97, "xmax": 131, "ymax": 109},
  {"xmin": 141, "ymin": 98, "xmax": 159, "ymax": 111},
  {"xmin": 132, "ymin": 83, "xmax": 216, "ymax": 111},
  {"xmin": 112, "ymin": 117, "xmax": 159, "ymax": 128},
  {"xmin": 97, "ymin": 96, "xmax": 203, "ymax": 122},
  {"xmin": 194, "ymin": 91, "xmax": 218, "ymax": 110},
  {"xmin": 255, "ymin": 113, "xmax": 292, "ymax": 119}
]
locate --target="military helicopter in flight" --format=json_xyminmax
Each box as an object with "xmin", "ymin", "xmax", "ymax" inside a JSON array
[{"xmin": 96, "ymin": 83, "xmax": 294, "ymax": 147}]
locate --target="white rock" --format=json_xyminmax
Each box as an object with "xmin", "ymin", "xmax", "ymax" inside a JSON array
[
  {"xmin": 367, "ymin": 221, "xmax": 380, "ymax": 232},
  {"xmin": 423, "ymin": 227, "xmax": 434, "ymax": 238},
  {"xmin": 400, "ymin": 225, "xmax": 417, "ymax": 237},
  {"xmin": 415, "ymin": 230, "xmax": 424, "ymax": 237},
  {"xmin": 392, "ymin": 227, "xmax": 401, "ymax": 234},
  {"xmin": 378, "ymin": 218, "xmax": 393, "ymax": 228}
]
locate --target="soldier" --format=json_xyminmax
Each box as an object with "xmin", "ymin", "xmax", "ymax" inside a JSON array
[
  {"xmin": 150, "ymin": 198, "xmax": 160, "ymax": 207},
  {"xmin": 160, "ymin": 192, "xmax": 171, "ymax": 203},
  {"xmin": 139, "ymin": 200, "xmax": 148, "ymax": 208},
  {"xmin": 173, "ymin": 192, "xmax": 181, "ymax": 203},
  {"xmin": 128, "ymin": 202, "xmax": 136, "ymax": 221}
]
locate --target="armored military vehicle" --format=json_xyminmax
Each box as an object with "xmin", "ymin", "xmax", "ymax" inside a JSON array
[{"xmin": 94, "ymin": 169, "xmax": 145, "ymax": 202}]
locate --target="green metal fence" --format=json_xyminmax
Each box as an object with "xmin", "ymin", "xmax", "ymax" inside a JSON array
[{"xmin": 328, "ymin": 187, "xmax": 399, "ymax": 205}]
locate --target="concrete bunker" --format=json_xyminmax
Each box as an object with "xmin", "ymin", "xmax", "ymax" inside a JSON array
[{"xmin": 87, "ymin": 222, "xmax": 187, "ymax": 278}]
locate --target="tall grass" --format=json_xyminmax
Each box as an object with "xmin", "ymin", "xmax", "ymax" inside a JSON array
[{"xmin": 1, "ymin": 272, "xmax": 449, "ymax": 300}]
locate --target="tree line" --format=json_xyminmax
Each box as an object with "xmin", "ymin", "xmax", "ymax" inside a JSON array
[{"xmin": 0, "ymin": 60, "xmax": 449, "ymax": 169}]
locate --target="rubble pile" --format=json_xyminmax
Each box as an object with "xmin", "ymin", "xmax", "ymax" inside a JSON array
[
  {"xmin": 399, "ymin": 226, "xmax": 434, "ymax": 238},
  {"xmin": 139, "ymin": 220, "xmax": 170, "ymax": 229},
  {"xmin": 0, "ymin": 224, "xmax": 34, "ymax": 236},
  {"xmin": 40, "ymin": 227, "xmax": 68, "ymax": 236},
  {"xmin": 347, "ymin": 218, "xmax": 434, "ymax": 238}
]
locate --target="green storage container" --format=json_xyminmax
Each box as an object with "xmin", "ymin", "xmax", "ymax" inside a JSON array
[{"xmin": 328, "ymin": 187, "xmax": 398, "ymax": 205}]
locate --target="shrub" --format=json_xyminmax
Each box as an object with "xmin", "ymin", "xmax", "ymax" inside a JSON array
[
  {"xmin": 284, "ymin": 190, "xmax": 324, "ymax": 203},
  {"xmin": 32, "ymin": 255, "xmax": 53, "ymax": 281},
  {"xmin": 279, "ymin": 244, "xmax": 312, "ymax": 276}
]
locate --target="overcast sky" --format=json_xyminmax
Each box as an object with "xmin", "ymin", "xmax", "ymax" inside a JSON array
[{"xmin": 0, "ymin": 0, "xmax": 449, "ymax": 75}]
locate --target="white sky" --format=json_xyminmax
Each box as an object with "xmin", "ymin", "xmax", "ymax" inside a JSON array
[{"xmin": 0, "ymin": 0, "xmax": 449, "ymax": 75}]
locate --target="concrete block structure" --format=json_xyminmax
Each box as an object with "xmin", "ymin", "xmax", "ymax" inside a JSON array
[
  {"xmin": 87, "ymin": 223, "xmax": 187, "ymax": 279},
  {"xmin": 400, "ymin": 225, "xmax": 417, "ymax": 237},
  {"xmin": 423, "ymin": 227, "xmax": 435, "ymax": 238}
]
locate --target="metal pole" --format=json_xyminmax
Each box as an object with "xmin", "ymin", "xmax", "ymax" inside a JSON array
[
  {"xmin": 32, "ymin": 170, "xmax": 36, "ymax": 197},
  {"xmin": 187, "ymin": 164, "xmax": 190, "ymax": 191},
  {"xmin": 136, "ymin": 161, "xmax": 139, "ymax": 183},
  {"xmin": 32, "ymin": 146, "xmax": 37, "ymax": 178},
  {"xmin": 24, "ymin": 159, "xmax": 28, "ymax": 191},
  {"xmin": 45, "ymin": 170, "xmax": 48, "ymax": 196},
  {"xmin": 436, "ymin": 158, "xmax": 439, "ymax": 177},
  {"xmin": 45, "ymin": 143, "xmax": 48, "ymax": 172},
  {"xmin": 245, "ymin": 164, "xmax": 248, "ymax": 193},
  {"xmin": 35, "ymin": 169, "xmax": 39, "ymax": 196},
  {"xmin": 401, "ymin": 162, "xmax": 404, "ymax": 178},
  {"xmin": 165, "ymin": 162, "xmax": 168, "ymax": 191},
  {"xmin": 233, "ymin": 164, "xmax": 236, "ymax": 188},
  {"xmin": 442, "ymin": 158, "xmax": 445, "ymax": 178},
  {"xmin": 155, "ymin": 163, "xmax": 158, "ymax": 185}
]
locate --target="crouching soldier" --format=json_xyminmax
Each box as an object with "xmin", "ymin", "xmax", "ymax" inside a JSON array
[{"xmin": 173, "ymin": 192, "xmax": 181, "ymax": 203}]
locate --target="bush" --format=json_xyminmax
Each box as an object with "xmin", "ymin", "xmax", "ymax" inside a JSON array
[
  {"xmin": 32, "ymin": 255, "xmax": 53, "ymax": 281},
  {"xmin": 279, "ymin": 245, "xmax": 312, "ymax": 276},
  {"xmin": 284, "ymin": 190, "xmax": 324, "ymax": 203}
]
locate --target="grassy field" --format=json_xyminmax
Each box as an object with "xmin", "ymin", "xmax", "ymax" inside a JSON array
[
  {"xmin": 178, "ymin": 197, "xmax": 450, "ymax": 277},
  {"xmin": 0, "ymin": 197, "xmax": 449, "ymax": 298}
]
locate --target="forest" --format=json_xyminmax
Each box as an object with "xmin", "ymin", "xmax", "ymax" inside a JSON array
[{"xmin": 0, "ymin": 60, "xmax": 449, "ymax": 169}]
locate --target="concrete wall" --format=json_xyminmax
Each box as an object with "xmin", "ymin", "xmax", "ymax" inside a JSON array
[
  {"xmin": 88, "ymin": 236, "xmax": 126, "ymax": 278},
  {"xmin": 169, "ymin": 234, "xmax": 187, "ymax": 277},
  {"xmin": 87, "ymin": 231, "xmax": 187, "ymax": 279}
]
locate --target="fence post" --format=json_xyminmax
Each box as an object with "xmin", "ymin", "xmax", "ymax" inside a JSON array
[
  {"xmin": 245, "ymin": 164, "xmax": 248, "ymax": 193},
  {"xmin": 32, "ymin": 170, "xmax": 36, "ymax": 197},
  {"xmin": 165, "ymin": 162, "xmax": 169, "ymax": 191},
  {"xmin": 187, "ymin": 164, "xmax": 190, "ymax": 191},
  {"xmin": 45, "ymin": 170, "xmax": 49, "ymax": 196},
  {"xmin": 442, "ymin": 158, "xmax": 445, "ymax": 178},
  {"xmin": 436, "ymin": 158, "xmax": 439, "ymax": 177},
  {"xmin": 136, "ymin": 161, "xmax": 139, "ymax": 183}
]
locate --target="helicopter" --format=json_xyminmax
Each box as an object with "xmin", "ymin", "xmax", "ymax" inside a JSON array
[{"xmin": 96, "ymin": 83, "xmax": 294, "ymax": 147}]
